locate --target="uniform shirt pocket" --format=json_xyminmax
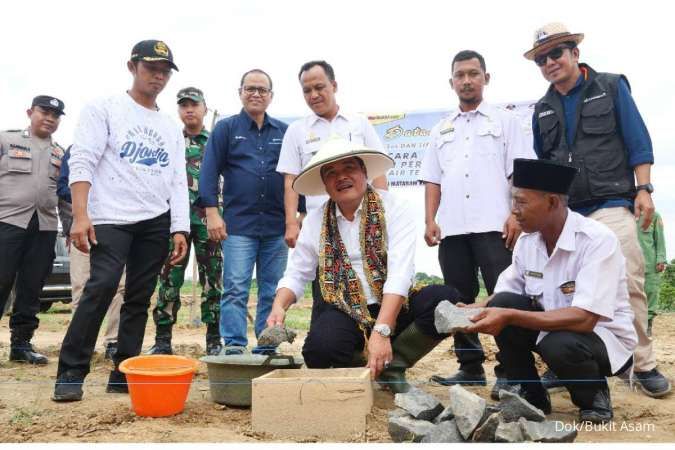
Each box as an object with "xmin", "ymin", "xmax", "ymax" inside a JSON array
[
  {"xmin": 476, "ymin": 124, "xmax": 503, "ymax": 156},
  {"xmin": 437, "ymin": 133, "xmax": 457, "ymax": 168},
  {"xmin": 7, "ymin": 149, "xmax": 32, "ymax": 173},
  {"xmin": 524, "ymin": 275, "xmax": 544, "ymax": 298},
  {"xmin": 300, "ymin": 142, "xmax": 320, "ymax": 168}
]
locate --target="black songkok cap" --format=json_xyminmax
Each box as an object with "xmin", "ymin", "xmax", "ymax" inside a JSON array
[{"xmin": 512, "ymin": 158, "xmax": 578, "ymax": 194}]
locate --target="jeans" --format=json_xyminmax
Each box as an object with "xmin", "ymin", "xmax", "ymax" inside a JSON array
[{"xmin": 220, "ymin": 234, "xmax": 287, "ymax": 352}]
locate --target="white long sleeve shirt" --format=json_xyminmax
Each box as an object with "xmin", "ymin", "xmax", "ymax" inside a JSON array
[
  {"xmin": 68, "ymin": 93, "xmax": 189, "ymax": 233},
  {"xmin": 494, "ymin": 210, "xmax": 637, "ymax": 374},
  {"xmin": 277, "ymin": 189, "xmax": 415, "ymax": 304}
]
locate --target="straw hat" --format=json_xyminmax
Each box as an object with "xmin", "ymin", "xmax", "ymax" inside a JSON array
[
  {"xmin": 523, "ymin": 22, "xmax": 584, "ymax": 60},
  {"xmin": 292, "ymin": 135, "xmax": 394, "ymax": 196}
]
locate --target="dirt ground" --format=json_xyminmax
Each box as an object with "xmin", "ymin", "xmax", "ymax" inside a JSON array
[{"xmin": 0, "ymin": 301, "xmax": 673, "ymax": 443}]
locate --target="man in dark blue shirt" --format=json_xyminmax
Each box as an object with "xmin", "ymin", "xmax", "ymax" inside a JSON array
[
  {"xmin": 526, "ymin": 22, "xmax": 670, "ymax": 399},
  {"xmin": 199, "ymin": 69, "xmax": 288, "ymax": 355}
]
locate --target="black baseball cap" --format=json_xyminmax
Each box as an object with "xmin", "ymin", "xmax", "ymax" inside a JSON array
[
  {"xmin": 130, "ymin": 39, "xmax": 179, "ymax": 71},
  {"xmin": 31, "ymin": 95, "xmax": 65, "ymax": 116},
  {"xmin": 177, "ymin": 87, "xmax": 205, "ymax": 104}
]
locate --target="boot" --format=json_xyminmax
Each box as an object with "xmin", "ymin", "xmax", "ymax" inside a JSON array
[
  {"xmin": 52, "ymin": 370, "xmax": 85, "ymax": 402},
  {"xmin": 205, "ymin": 321, "xmax": 222, "ymax": 356},
  {"xmin": 9, "ymin": 329, "xmax": 48, "ymax": 365},
  {"xmin": 377, "ymin": 322, "xmax": 441, "ymax": 394},
  {"xmin": 520, "ymin": 380, "xmax": 552, "ymax": 414},
  {"xmin": 106, "ymin": 368, "xmax": 128, "ymax": 394},
  {"xmin": 568, "ymin": 378, "xmax": 613, "ymax": 424},
  {"xmin": 147, "ymin": 324, "xmax": 173, "ymax": 355}
]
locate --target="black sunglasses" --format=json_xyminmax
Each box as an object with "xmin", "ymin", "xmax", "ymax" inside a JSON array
[{"xmin": 534, "ymin": 46, "xmax": 571, "ymax": 67}]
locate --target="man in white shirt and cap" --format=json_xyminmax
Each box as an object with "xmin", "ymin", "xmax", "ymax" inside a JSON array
[
  {"xmin": 465, "ymin": 158, "xmax": 637, "ymax": 423},
  {"xmin": 267, "ymin": 136, "xmax": 460, "ymax": 393}
]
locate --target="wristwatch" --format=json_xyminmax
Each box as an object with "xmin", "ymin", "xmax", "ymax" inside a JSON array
[
  {"xmin": 636, "ymin": 183, "xmax": 654, "ymax": 194},
  {"xmin": 373, "ymin": 323, "xmax": 392, "ymax": 338}
]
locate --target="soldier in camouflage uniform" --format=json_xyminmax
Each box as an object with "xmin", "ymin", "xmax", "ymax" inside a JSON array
[
  {"xmin": 149, "ymin": 87, "xmax": 223, "ymax": 356},
  {"xmin": 638, "ymin": 211, "xmax": 667, "ymax": 337}
]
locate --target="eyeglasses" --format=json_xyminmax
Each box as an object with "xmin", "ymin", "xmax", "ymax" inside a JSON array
[
  {"xmin": 534, "ymin": 46, "xmax": 571, "ymax": 67},
  {"xmin": 241, "ymin": 86, "xmax": 271, "ymax": 96}
]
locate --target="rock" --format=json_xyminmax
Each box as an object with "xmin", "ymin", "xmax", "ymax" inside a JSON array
[
  {"xmin": 498, "ymin": 389, "xmax": 546, "ymax": 423},
  {"xmin": 495, "ymin": 421, "xmax": 525, "ymax": 443},
  {"xmin": 388, "ymin": 415, "xmax": 437, "ymax": 442},
  {"xmin": 518, "ymin": 418, "xmax": 577, "ymax": 443},
  {"xmin": 387, "ymin": 408, "xmax": 410, "ymax": 420},
  {"xmin": 472, "ymin": 412, "xmax": 501, "ymax": 442},
  {"xmin": 434, "ymin": 301, "xmax": 484, "ymax": 334},
  {"xmin": 449, "ymin": 385, "xmax": 486, "ymax": 440},
  {"xmin": 257, "ymin": 325, "xmax": 297, "ymax": 347},
  {"xmin": 421, "ymin": 419, "xmax": 465, "ymax": 443},
  {"xmin": 394, "ymin": 387, "xmax": 444, "ymax": 421},
  {"xmin": 433, "ymin": 405, "xmax": 454, "ymax": 424}
]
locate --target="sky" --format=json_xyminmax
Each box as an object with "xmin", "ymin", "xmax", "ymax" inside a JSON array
[{"xmin": 1, "ymin": 0, "xmax": 674, "ymax": 276}]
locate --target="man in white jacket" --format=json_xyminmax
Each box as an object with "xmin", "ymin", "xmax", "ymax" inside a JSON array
[{"xmin": 53, "ymin": 40, "xmax": 189, "ymax": 402}]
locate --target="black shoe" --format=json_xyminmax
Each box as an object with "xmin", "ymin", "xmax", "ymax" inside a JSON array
[
  {"xmin": 541, "ymin": 369, "xmax": 566, "ymax": 390},
  {"xmin": 579, "ymin": 387, "xmax": 613, "ymax": 424},
  {"xmin": 634, "ymin": 368, "xmax": 672, "ymax": 398},
  {"xmin": 106, "ymin": 369, "xmax": 128, "ymax": 394},
  {"xmin": 104, "ymin": 342, "xmax": 117, "ymax": 361},
  {"xmin": 521, "ymin": 382, "xmax": 552, "ymax": 415},
  {"xmin": 9, "ymin": 345, "xmax": 48, "ymax": 365},
  {"xmin": 430, "ymin": 369, "xmax": 487, "ymax": 386},
  {"xmin": 53, "ymin": 370, "xmax": 84, "ymax": 402},
  {"xmin": 490, "ymin": 377, "xmax": 522, "ymax": 401}
]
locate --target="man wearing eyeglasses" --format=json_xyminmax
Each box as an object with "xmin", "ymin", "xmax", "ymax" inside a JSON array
[
  {"xmin": 528, "ymin": 23, "xmax": 671, "ymax": 398},
  {"xmin": 199, "ymin": 69, "xmax": 288, "ymax": 355},
  {"xmin": 53, "ymin": 40, "xmax": 189, "ymax": 402}
]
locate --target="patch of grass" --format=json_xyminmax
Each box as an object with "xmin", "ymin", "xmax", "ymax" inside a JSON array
[
  {"xmin": 10, "ymin": 407, "xmax": 38, "ymax": 426},
  {"xmin": 284, "ymin": 306, "xmax": 312, "ymax": 331}
]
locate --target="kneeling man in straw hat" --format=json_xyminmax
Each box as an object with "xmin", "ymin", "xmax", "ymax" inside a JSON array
[
  {"xmin": 266, "ymin": 136, "xmax": 459, "ymax": 393},
  {"xmin": 464, "ymin": 158, "xmax": 637, "ymax": 423}
]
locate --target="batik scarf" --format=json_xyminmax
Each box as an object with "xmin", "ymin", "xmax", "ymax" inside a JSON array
[{"xmin": 318, "ymin": 186, "xmax": 387, "ymax": 330}]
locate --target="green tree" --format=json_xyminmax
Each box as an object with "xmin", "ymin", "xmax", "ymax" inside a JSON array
[{"xmin": 658, "ymin": 259, "xmax": 675, "ymax": 311}]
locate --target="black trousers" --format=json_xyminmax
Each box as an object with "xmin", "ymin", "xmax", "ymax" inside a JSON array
[
  {"xmin": 490, "ymin": 292, "xmax": 632, "ymax": 408},
  {"xmin": 57, "ymin": 213, "xmax": 170, "ymax": 377},
  {"xmin": 438, "ymin": 232, "xmax": 512, "ymax": 374},
  {"xmin": 0, "ymin": 213, "xmax": 56, "ymax": 341},
  {"xmin": 302, "ymin": 284, "xmax": 460, "ymax": 368}
]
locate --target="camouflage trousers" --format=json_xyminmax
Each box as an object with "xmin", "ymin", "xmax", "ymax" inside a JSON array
[{"xmin": 153, "ymin": 224, "xmax": 223, "ymax": 326}]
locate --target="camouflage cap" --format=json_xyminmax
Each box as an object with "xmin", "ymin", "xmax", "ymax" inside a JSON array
[{"xmin": 177, "ymin": 87, "xmax": 205, "ymax": 104}]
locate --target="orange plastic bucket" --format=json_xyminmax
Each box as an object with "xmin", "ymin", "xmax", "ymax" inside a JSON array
[{"xmin": 119, "ymin": 355, "xmax": 199, "ymax": 417}]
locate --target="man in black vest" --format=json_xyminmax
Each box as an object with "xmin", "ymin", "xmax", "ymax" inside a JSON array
[{"xmin": 526, "ymin": 22, "xmax": 670, "ymax": 398}]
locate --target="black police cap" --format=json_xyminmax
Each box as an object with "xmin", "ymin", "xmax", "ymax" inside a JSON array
[{"xmin": 31, "ymin": 95, "xmax": 65, "ymax": 116}]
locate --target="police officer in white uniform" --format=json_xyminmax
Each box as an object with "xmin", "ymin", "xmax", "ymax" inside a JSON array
[
  {"xmin": 0, "ymin": 95, "xmax": 66, "ymax": 364},
  {"xmin": 465, "ymin": 158, "xmax": 637, "ymax": 424}
]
